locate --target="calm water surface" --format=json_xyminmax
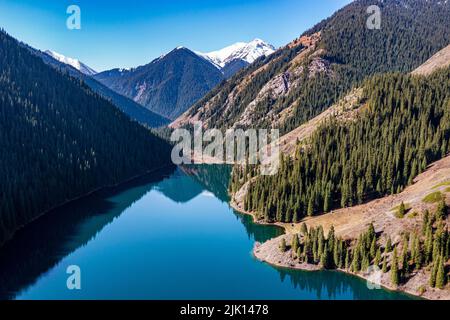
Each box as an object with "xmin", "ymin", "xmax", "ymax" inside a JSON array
[{"xmin": 0, "ymin": 165, "xmax": 414, "ymax": 300}]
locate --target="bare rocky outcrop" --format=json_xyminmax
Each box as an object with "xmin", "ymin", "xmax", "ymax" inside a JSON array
[{"xmin": 412, "ymin": 44, "xmax": 450, "ymax": 76}]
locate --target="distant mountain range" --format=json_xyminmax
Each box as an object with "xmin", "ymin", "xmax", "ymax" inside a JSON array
[
  {"xmin": 93, "ymin": 40, "xmax": 275, "ymax": 119},
  {"xmin": 33, "ymin": 49, "xmax": 169, "ymax": 128},
  {"xmin": 41, "ymin": 39, "xmax": 274, "ymax": 121},
  {"xmin": 172, "ymin": 0, "xmax": 450, "ymax": 133},
  {"xmin": 197, "ymin": 39, "xmax": 275, "ymax": 78}
]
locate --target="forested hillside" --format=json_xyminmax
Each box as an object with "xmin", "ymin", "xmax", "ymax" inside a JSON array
[
  {"xmin": 232, "ymin": 67, "xmax": 450, "ymax": 223},
  {"xmin": 0, "ymin": 30, "xmax": 172, "ymax": 245},
  {"xmin": 95, "ymin": 47, "xmax": 224, "ymax": 120},
  {"xmin": 32, "ymin": 48, "xmax": 169, "ymax": 128},
  {"xmin": 173, "ymin": 0, "xmax": 450, "ymax": 134}
]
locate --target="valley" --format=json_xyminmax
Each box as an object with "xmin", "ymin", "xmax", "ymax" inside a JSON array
[{"xmin": 0, "ymin": 0, "xmax": 449, "ymax": 302}]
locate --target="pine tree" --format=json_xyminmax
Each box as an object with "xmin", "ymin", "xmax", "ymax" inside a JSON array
[
  {"xmin": 321, "ymin": 244, "xmax": 331, "ymax": 269},
  {"xmin": 413, "ymin": 235, "xmax": 423, "ymax": 270},
  {"xmin": 291, "ymin": 234, "xmax": 300, "ymax": 256},
  {"xmin": 307, "ymin": 198, "xmax": 314, "ymax": 217},
  {"xmin": 375, "ymin": 248, "xmax": 382, "ymax": 267},
  {"xmin": 429, "ymin": 262, "xmax": 437, "ymax": 288},
  {"xmin": 391, "ymin": 247, "xmax": 400, "ymax": 286},
  {"xmin": 398, "ymin": 202, "xmax": 406, "ymax": 218},
  {"xmin": 435, "ymin": 256, "xmax": 446, "ymax": 289},
  {"xmin": 422, "ymin": 210, "xmax": 430, "ymax": 235},
  {"xmin": 280, "ymin": 238, "xmax": 287, "ymax": 253},
  {"xmin": 436, "ymin": 200, "xmax": 448, "ymax": 221},
  {"xmin": 370, "ymin": 237, "xmax": 377, "ymax": 260},
  {"xmin": 345, "ymin": 249, "xmax": 350, "ymax": 270},
  {"xmin": 382, "ymin": 250, "xmax": 388, "ymax": 273},
  {"xmin": 301, "ymin": 223, "xmax": 308, "ymax": 235},
  {"xmin": 386, "ymin": 237, "xmax": 392, "ymax": 253}
]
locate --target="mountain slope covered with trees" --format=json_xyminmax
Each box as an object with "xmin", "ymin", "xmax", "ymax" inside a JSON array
[
  {"xmin": 0, "ymin": 30, "xmax": 172, "ymax": 246},
  {"xmin": 173, "ymin": 0, "xmax": 450, "ymax": 134},
  {"xmin": 32, "ymin": 48, "xmax": 169, "ymax": 128},
  {"xmin": 95, "ymin": 48, "xmax": 225, "ymax": 120},
  {"xmin": 232, "ymin": 67, "xmax": 450, "ymax": 223}
]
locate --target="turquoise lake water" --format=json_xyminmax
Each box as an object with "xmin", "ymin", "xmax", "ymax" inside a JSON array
[{"xmin": 0, "ymin": 165, "xmax": 414, "ymax": 300}]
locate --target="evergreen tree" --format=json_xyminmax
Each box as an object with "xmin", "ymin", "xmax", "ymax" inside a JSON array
[
  {"xmin": 291, "ymin": 234, "xmax": 300, "ymax": 256},
  {"xmin": 435, "ymin": 256, "xmax": 446, "ymax": 289},
  {"xmin": 391, "ymin": 248, "xmax": 400, "ymax": 286},
  {"xmin": 436, "ymin": 200, "xmax": 448, "ymax": 221},
  {"xmin": 375, "ymin": 248, "xmax": 382, "ymax": 267},
  {"xmin": 280, "ymin": 238, "xmax": 287, "ymax": 253},
  {"xmin": 382, "ymin": 250, "xmax": 388, "ymax": 273},
  {"xmin": 301, "ymin": 223, "xmax": 308, "ymax": 235},
  {"xmin": 386, "ymin": 237, "xmax": 392, "ymax": 253},
  {"xmin": 398, "ymin": 202, "xmax": 406, "ymax": 218}
]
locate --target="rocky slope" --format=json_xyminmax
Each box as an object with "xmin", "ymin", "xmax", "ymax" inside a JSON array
[{"xmin": 172, "ymin": 0, "xmax": 450, "ymax": 133}]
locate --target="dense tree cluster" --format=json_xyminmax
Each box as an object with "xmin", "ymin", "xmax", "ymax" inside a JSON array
[
  {"xmin": 287, "ymin": 225, "xmax": 349, "ymax": 270},
  {"xmin": 185, "ymin": 0, "xmax": 450, "ymax": 138},
  {"xmin": 283, "ymin": 0, "xmax": 450, "ymax": 133},
  {"xmin": 233, "ymin": 69, "xmax": 450, "ymax": 222},
  {"xmin": 0, "ymin": 30, "xmax": 172, "ymax": 245},
  {"xmin": 283, "ymin": 205, "xmax": 449, "ymax": 289}
]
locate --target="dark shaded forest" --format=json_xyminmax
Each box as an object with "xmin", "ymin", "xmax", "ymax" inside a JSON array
[{"xmin": 0, "ymin": 30, "xmax": 172, "ymax": 245}]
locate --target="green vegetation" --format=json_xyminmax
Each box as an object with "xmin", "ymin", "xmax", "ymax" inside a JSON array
[
  {"xmin": 423, "ymin": 192, "xmax": 444, "ymax": 204},
  {"xmin": 232, "ymin": 69, "xmax": 450, "ymax": 223},
  {"xmin": 0, "ymin": 30, "xmax": 172, "ymax": 246},
  {"xmin": 396, "ymin": 202, "xmax": 407, "ymax": 219},
  {"xmin": 432, "ymin": 181, "xmax": 450, "ymax": 189},
  {"xmin": 279, "ymin": 238, "xmax": 287, "ymax": 253},
  {"xmin": 280, "ymin": 206, "xmax": 449, "ymax": 290},
  {"xmin": 408, "ymin": 212, "xmax": 419, "ymax": 219},
  {"xmin": 392, "ymin": 202, "xmax": 411, "ymax": 213},
  {"xmin": 284, "ymin": 0, "xmax": 450, "ymax": 133},
  {"xmin": 185, "ymin": 0, "xmax": 450, "ymax": 137}
]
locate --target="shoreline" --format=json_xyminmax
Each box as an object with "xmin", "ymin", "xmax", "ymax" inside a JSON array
[
  {"xmin": 0, "ymin": 164, "xmax": 175, "ymax": 248},
  {"xmin": 229, "ymin": 192, "xmax": 449, "ymax": 300}
]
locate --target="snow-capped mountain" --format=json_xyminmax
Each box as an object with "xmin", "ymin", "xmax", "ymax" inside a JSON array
[
  {"xmin": 45, "ymin": 50, "xmax": 97, "ymax": 76},
  {"xmin": 197, "ymin": 39, "xmax": 276, "ymax": 69}
]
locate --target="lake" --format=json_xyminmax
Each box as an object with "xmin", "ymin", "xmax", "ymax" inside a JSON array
[{"xmin": 0, "ymin": 165, "xmax": 414, "ymax": 300}]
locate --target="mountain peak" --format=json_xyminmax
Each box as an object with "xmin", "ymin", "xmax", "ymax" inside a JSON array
[
  {"xmin": 196, "ymin": 39, "xmax": 276, "ymax": 69},
  {"xmin": 45, "ymin": 50, "xmax": 97, "ymax": 76}
]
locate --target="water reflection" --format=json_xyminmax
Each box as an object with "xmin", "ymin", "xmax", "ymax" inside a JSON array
[
  {"xmin": 0, "ymin": 166, "xmax": 175, "ymax": 300},
  {"xmin": 0, "ymin": 165, "xmax": 413, "ymax": 300}
]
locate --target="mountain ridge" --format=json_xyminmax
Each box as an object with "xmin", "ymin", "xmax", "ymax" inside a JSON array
[
  {"xmin": 33, "ymin": 49, "xmax": 169, "ymax": 127},
  {"xmin": 45, "ymin": 50, "xmax": 97, "ymax": 76}
]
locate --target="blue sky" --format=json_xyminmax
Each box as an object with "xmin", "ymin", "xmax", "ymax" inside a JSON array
[{"xmin": 0, "ymin": 0, "xmax": 352, "ymax": 71}]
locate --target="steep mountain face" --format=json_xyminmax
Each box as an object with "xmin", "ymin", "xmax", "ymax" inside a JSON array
[
  {"xmin": 196, "ymin": 39, "xmax": 275, "ymax": 78},
  {"xmin": 94, "ymin": 47, "xmax": 225, "ymax": 120},
  {"xmin": 234, "ymin": 66, "xmax": 450, "ymax": 220},
  {"xmin": 44, "ymin": 50, "xmax": 97, "ymax": 76},
  {"xmin": 0, "ymin": 30, "xmax": 172, "ymax": 246},
  {"xmin": 35, "ymin": 49, "xmax": 169, "ymax": 128},
  {"xmin": 172, "ymin": 0, "xmax": 450, "ymax": 133}
]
